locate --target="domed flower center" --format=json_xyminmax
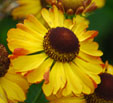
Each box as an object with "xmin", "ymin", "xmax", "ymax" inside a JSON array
[
  {"xmin": 43, "ymin": 27, "xmax": 79, "ymax": 62},
  {"xmin": 58, "ymin": 0, "xmax": 83, "ymax": 11},
  {"xmin": 0, "ymin": 44, "xmax": 10, "ymax": 77},
  {"xmin": 95, "ymin": 73, "xmax": 113, "ymax": 101}
]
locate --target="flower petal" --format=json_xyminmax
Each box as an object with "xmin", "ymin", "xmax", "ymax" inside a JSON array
[
  {"xmin": 0, "ymin": 78, "xmax": 26, "ymax": 101},
  {"xmin": 43, "ymin": 62, "xmax": 66, "ymax": 96},
  {"xmin": 12, "ymin": 53, "xmax": 47, "ymax": 72},
  {"xmin": 0, "ymin": 85, "xmax": 8, "ymax": 103},
  {"xmin": 74, "ymin": 57, "xmax": 102, "ymax": 74},
  {"xmin": 12, "ymin": 0, "xmax": 42, "ymax": 19},
  {"xmin": 80, "ymin": 40, "xmax": 103, "ymax": 56},
  {"xmin": 62, "ymin": 63, "xmax": 82, "ymax": 96},
  {"xmin": 42, "ymin": 6, "xmax": 65, "ymax": 28},
  {"xmin": 27, "ymin": 58, "xmax": 53, "ymax": 83},
  {"xmin": 70, "ymin": 63, "xmax": 95, "ymax": 94},
  {"xmin": 7, "ymin": 26, "xmax": 43, "ymax": 53},
  {"xmin": 4, "ymin": 71, "xmax": 29, "ymax": 92}
]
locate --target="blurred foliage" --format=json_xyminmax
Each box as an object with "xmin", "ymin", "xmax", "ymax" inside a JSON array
[
  {"xmin": 87, "ymin": 0, "xmax": 113, "ymax": 64},
  {"xmin": 0, "ymin": 0, "xmax": 113, "ymax": 103}
]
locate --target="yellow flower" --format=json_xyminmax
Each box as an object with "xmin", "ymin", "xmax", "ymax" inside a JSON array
[
  {"xmin": 0, "ymin": 44, "xmax": 29, "ymax": 103},
  {"xmin": 93, "ymin": 0, "xmax": 105, "ymax": 8},
  {"xmin": 12, "ymin": 0, "xmax": 47, "ymax": 19},
  {"xmin": 47, "ymin": 93, "xmax": 86, "ymax": 103},
  {"xmin": 8, "ymin": 6, "xmax": 103, "ymax": 96},
  {"xmin": 48, "ymin": 0, "xmax": 105, "ymax": 14},
  {"xmin": 85, "ymin": 62, "xmax": 113, "ymax": 103}
]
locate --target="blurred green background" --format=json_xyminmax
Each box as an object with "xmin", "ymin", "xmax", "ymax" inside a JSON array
[
  {"xmin": 0, "ymin": 0, "xmax": 113, "ymax": 102},
  {"xmin": 88, "ymin": 0, "xmax": 113, "ymax": 64}
]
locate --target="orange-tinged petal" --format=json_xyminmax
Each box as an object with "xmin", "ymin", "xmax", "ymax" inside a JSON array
[{"xmin": 78, "ymin": 30, "xmax": 98, "ymax": 41}]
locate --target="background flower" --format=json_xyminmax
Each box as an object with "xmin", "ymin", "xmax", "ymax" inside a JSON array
[{"xmin": 0, "ymin": 44, "xmax": 29, "ymax": 103}]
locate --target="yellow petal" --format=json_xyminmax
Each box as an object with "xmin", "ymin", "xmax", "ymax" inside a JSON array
[
  {"xmin": 4, "ymin": 71, "xmax": 29, "ymax": 92},
  {"xmin": 78, "ymin": 30, "xmax": 98, "ymax": 42},
  {"xmin": 78, "ymin": 51, "xmax": 103, "ymax": 64},
  {"xmin": 74, "ymin": 58, "xmax": 101, "ymax": 84},
  {"xmin": 74, "ymin": 57, "xmax": 102, "ymax": 74},
  {"xmin": 42, "ymin": 6, "xmax": 65, "ymax": 28},
  {"xmin": 43, "ymin": 62, "xmax": 67, "ymax": 96},
  {"xmin": 70, "ymin": 63, "xmax": 95, "ymax": 94},
  {"xmin": 63, "ymin": 19, "xmax": 73, "ymax": 29},
  {"xmin": 0, "ymin": 85, "xmax": 8, "ymax": 103},
  {"xmin": 62, "ymin": 63, "xmax": 82, "ymax": 96},
  {"xmin": 24, "ymin": 15, "xmax": 47, "ymax": 35},
  {"xmin": 42, "ymin": 81, "xmax": 53, "ymax": 97},
  {"xmin": 0, "ymin": 78, "xmax": 26, "ymax": 101},
  {"xmin": 12, "ymin": 0, "xmax": 42, "ymax": 19},
  {"xmin": 80, "ymin": 40, "xmax": 103, "ymax": 56},
  {"xmin": 27, "ymin": 58, "xmax": 53, "ymax": 83},
  {"xmin": 93, "ymin": 0, "xmax": 105, "ymax": 8},
  {"xmin": 49, "ymin": 95, "xmax": 86, "ymax": 103},
  {"xmin": 41, "ymin": 8, "xmax": 54, "ymax": 28},
  {"xmin": 12, "ymin": 53, "xmax": 47, "ymax": 72},
  {"xmin": 106, "ymin": 64, "xmax": 113, "ymax": 75},
  {"xmin": 73, "ymin": 15, "xmax": 89, "ymax": 25},
  {"xmin": 7, "ymin": 27, "xmax": 43, "ymax": 53}
]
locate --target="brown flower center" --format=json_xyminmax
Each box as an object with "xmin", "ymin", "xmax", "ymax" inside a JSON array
[
  {"xmin": 95, "ymin": 73, "xmax": 113, "ymax": 101},
  {"xmin": 0, "ymin": 44, "xmax": 10, "ymax": 77},
  {"xmin": 59, "ymin": 0, "xmax": 83, "ymax": 11},
  {"xmin": 43, "ymin": 27, "xmax": 79, "ymax": 62}
]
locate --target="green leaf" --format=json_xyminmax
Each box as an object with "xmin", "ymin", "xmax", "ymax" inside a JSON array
[
  {"xmin": 0, "ymin": 16, "xmax": 17, "ymax": 53},
  {"xmin": 25, "ymin": 82, "xmax": 48, "ymax": 103}
]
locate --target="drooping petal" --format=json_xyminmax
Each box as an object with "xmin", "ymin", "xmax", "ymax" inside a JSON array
[
  {"xmin": 4, "ymin": 71, "xmax": 29, "ymax": 92},
  {"xmin": 0, "ymin": 85, "xmax": 8, "ymax": 103},
  {"xmin": 43, "ymin": 62, "xmax": 67, "ymax": 96},
  {"xmin": 62, "ymin": 63, "xmax": 82, "ymax": 96},
  {"xmin": 80, "ymin": 40, "xmax": 103, "ymax": 56},
  {"xmin": 7, "ymin": 27, "xmax": 43, "ymax": 54},
  {"xmin": 26, "ymin": 58, "xmax": 53, "ymax": 83},
  {"xmin": 70, "ymin": 63, "xmax": 95, "ymax": 94},
  {"xmin": 0, "ymin": 78, "xmax": 26, "ymax": 101},
  {"xmin": 78, "ymin": 51, "xmax": 103, "ymax": 64},
  {"xmin": 12, "ymin": 53, "xmax": 47, "ymax": 72}
]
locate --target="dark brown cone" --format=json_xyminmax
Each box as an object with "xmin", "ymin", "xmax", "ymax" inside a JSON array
[
  {"xmin": 0, "ymin": 44, "xmax": 10, "ymax": 77},
  {"xmin": 95, "ymin": 73, "xmax": 113, "ymax": 101},
  {"xmin": 49, "ymin": 27, "xmax": 79, "ymax": 53}
]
